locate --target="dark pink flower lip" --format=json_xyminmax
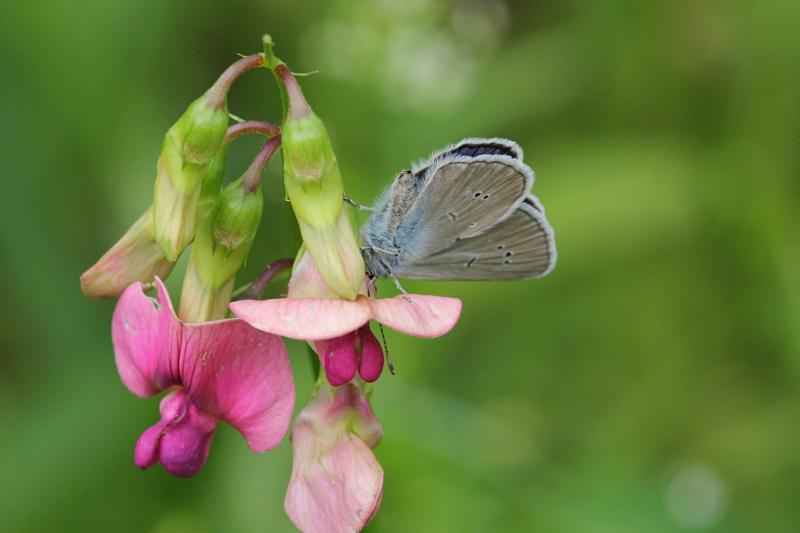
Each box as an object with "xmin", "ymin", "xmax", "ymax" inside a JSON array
[
  {"xmin": 315, "ymin": 324, "xmax": 386, "ymax": 386},
  {"xmin": 134, "ymin": 389, "xmax": 216, "ymax": 478}
]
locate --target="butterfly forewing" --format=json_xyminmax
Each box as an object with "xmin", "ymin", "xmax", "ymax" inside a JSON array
[
  {"xmin": 397, "ymin": 157, "xmax": 532, "ymax": 263},
  {"xmin": 393, "ymin": 199, "xmax": 556, "ymax": 280}
]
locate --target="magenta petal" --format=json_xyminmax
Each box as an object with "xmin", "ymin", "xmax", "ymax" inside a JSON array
[
  {"xmin": 369, "ymin": 294, "xmax": 463, "ymax": 338},
  {"xmin": 357, "ymin": 325, "xmax": 384, "ymax": 382},
  {"xmin": 158, "ymin": 399, "xmax": 217, "ymax": 478},
  {"xmin": 230, "ymin": 298, "xmax": 371, "ymax": 341},
  {"xmin": 134, "ymin": 418, "xmax": 170, "ymax": 470},
  {"xmin": 112, "ymin": 278, "xmax": 181, "ymax": 396},
  {"xmin": 134, "ymin": 390, "xmax": 217, "ymax": 478},
  {"xmin": 319, "ymin": 334, "xmax": 358, "ymax": 386},
  {"xmin": 180, "ymin": 319, "xmax": 295, "ymax": 452}
]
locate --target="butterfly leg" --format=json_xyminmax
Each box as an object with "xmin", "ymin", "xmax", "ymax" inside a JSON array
[
  {"xmin": 344, "ymin": 194, "xmax": 375, "ymax": 212},
  {"xmin": 389, "ymin": 273, "xmax": 408, "ymax": 295},
  {"xmin": 377, "ymin": 323, "xmax": 396, "ymax": 375}
]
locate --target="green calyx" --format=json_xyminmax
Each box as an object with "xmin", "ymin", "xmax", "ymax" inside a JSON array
[
  {"xmin": 192, "ymin": 179, "xmax": 263, "ymax": 289},
  {"xmin": 282, "ymin": 113, "xmax": 344, "ymax": 227},
  {"xmin": 152, "ymin": 95, "xmax": 230, "ymax": 261}
]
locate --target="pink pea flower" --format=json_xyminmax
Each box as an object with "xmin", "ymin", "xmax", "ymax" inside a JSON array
[
  {"xmin": 285, "ymin": 381, "xmax": 383, "ymax": 533},
  {"xmin": 112, "ymin": 277, "xmax": 295, "ymax": 477},
  {"xmin": 230, "ymin": 252, "xmax": 462, "ymax": 385}
]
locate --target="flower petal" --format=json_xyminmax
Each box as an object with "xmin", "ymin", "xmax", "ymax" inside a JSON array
[
  {"xmin": 179, "ymin": 319, "xmax": 295, "ymax": 452},
  {"xmin": 135, "ymin": 389, "xmax": 217, "ymax": 478},
  {"xmin": 230, "ymin": 298, "xmax": 371, "ymax": 341},
  {"xmin": 112, "ymin": 278, "xmax": 181, "ymax": 396},
  {"xmin": 80, "ymin": 207, "xmax": 176, "ymax": 298},
  {"xmin": 318, "ymin": 334, "xmax": 358, "ymax": 386},
  {"xmin": 357, "ymin": 325, "xmax": 384, "ymax": 383},
  {"xmin": 369, "ymin": 295, "xmax": 463, "ymax": 338},
  {"xmin": 285, "ymin": 430, "xmax": 383, "ymax": 533}
]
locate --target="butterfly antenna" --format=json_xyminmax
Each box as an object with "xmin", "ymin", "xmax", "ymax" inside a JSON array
[{"xmin": 378, "ymin": 323, "xmax": 396, "ymax": 375}]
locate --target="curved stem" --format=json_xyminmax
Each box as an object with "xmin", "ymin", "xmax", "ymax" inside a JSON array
[
  {"xmin": 241, "ymin": 135, "xmax": 282, "ymax": 193},
  {"xmin": 235, "ymin": 258, "xmax": 294, "ymax": 300},
  {"xmin": 224, "ymin": 120, "xmax": 280, "ymax": 145},
  {"xmin": 274, "ymin": 64, "xmax": 310, "ymax": 119},
  {"xmin": 205, "ymin": 53, "xmax": 264, "ymax": 108}
]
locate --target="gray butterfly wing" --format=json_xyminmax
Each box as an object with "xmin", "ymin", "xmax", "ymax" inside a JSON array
[
  {"xmin": 394, "ymin": 155, "xmax": 534, "ymax": 266},
  {"xmin": 393, "ymin": 196, "xmax": 556, "ymax": 280},
  {"xmin": 364, "ymin": 137, "xmax": 524, "ymax": 251}
]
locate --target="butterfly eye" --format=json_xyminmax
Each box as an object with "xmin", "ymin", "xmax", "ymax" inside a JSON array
[
  {"xmin": 504, "ymin": 251, "xmax": 513, "ymax": 257},
  {"xmin": 473, "ymin": 192, "xmax": 482, "ymax": 198},
  {"xmin": 482, "ymin": 194, "xmax": 491, "ymax": 200},
  {"xmin": 497, "ymin": 245, "xmax": 505, "ymax": 250},
  {"xmin": 504, "ymin": 259, "xmax": 512, "ymax": 265}
]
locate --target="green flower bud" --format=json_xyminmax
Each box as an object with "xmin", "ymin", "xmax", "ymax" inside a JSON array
[
  {"xmin": 272, "ymin": 60, "xmax": 365, "ymax": 300},
  {"xmin": 153, "ymin": 54, "xmax": 264, "ymax": 262},
  {"xmin": 178, "ymin": 138, "xmax": 280, "ymax": 323}
]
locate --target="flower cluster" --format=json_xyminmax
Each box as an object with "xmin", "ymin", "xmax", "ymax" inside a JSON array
[{"xmin": 82, "ymin": 36, "xmax": 462, "ymax": 532}]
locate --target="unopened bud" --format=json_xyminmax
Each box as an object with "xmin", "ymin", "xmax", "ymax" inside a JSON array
[
  {"xmin": 285, "ymin": 380, "xmax": 383, "ymax": 533},
  {"xmin": 153, "ymin": 54, "xmax": 263, "ymax": 261},
  {"xmin": 80, "ymin": 207, "xmax": 175, "ymax": 298},
  {"xmin": 179, "ymin": 138, "xmax": 279, "ymax": 323},
  {"xmin": 272, "ymin": 61, "xmax": 365, "ymax": 300}
]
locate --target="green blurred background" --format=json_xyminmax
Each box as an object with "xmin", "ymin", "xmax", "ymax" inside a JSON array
[{"xmin": 2, "ymin": 0, "xmax": 799, "ymax": 531}]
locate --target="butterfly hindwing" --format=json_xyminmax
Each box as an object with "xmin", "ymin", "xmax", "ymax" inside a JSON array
[{"xmin": 392, "ymin": 196, "xmax": 556, "ymax": 280}]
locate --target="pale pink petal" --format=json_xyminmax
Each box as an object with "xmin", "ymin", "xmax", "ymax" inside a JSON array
[
  {"xmin": 357, "ymin": 325, "xmax": 384, "ymax": 382},
  {"xmin": 286, "ymin": 429, "xmax": 383, "ymax": 533},
  {"xmin": 134, "ymin": 390, "xmax": 217, "ymax": 478},
  {"xmin": 179, "ymin": 318, "xmax": 295, "ymax": 452},
  {"xmin": 288, "ymin": 250, "xmax": 369, "ymax": 299},
  {"xmin": 287, "ymin": 250, "xmax": 338, "ymax": 299},
  {"xmin": 80, "ymin": 207, "xmax": 176, "ymax": 299},
  {"xmin": 112, "ymin": 278, "xmax": 181, "ymax": 396},
  {"xmin": 284, "ymin": 383, "xmax": 383, "ymax": 533},
  {"xmin": 369, "ymin": 295, "xmax": 463, "ymax": 338},
  {"xmin": 230, "ymin": 298, "xmax": 371, "ymax": 341},
  {"xmin": 317, "ymin": 333, "xmax": 358, "ymax": 386}
]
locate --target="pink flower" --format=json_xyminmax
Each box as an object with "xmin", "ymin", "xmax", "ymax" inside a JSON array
[
  {"xmin": 285, "ymin": 381, "xmax": 383, "ymax": 533},
  {"xmin": 230, "ymin": 252, "xmax": 462, "ymax": 384},
  {"xmin": 112, "ymin": 278, "xmax": 295, "ymax": 477}
]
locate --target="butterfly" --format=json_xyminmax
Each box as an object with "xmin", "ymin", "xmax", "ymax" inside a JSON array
[{"xmin": 358, "ymin": 138, "xmax": 557, "ymax": 285}]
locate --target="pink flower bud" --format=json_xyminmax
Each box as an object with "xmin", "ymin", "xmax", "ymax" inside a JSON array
[
  {"xmin": 285, "ymin": 382, "xmax": 383, "ymax": 532},
  {"xmin": 80, "ymin": 207, "xmax": 175, "ymax": 298}
]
